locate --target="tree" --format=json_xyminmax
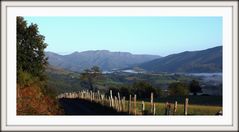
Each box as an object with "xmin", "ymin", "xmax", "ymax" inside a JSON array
[
  {"xmin": 16, "ymin": 17, "xmax": 63, "ymax": 115},
  {"xmin": 132, "ymin": 81, "xmax": 160, "ymax": 99},
  {"xmin": 119, "ymin": 86, "xmax": 131, "ymax": 98},
  {"xmin": 17, "ymin": 16, "xmax": 48, "ymax": 79},
  {"xmin": 189, "ymin": 80, "xmax": 202, "ymax": 95},
  {"xmin": 80, "ymin": 66, "xmax": 103, "ymax": 92},
  {"xmin": 168, "ymin": 82, "xmax": 189, "ymax": 96}
]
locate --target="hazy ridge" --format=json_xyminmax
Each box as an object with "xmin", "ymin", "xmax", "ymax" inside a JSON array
[
  {"xmin": 46, "ymin": 46, "xmax": 222, "ymax": 73},
  {"xmin": 45, "ymin": 50, "xmax": 160, "ymax": 72}
]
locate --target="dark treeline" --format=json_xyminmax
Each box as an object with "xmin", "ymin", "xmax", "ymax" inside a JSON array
[
  {"xmin": 106, "ymin": 81, "xmax": 161, "ymax": 100},
  {"xmin": 105, "ymin": 80, "xmax": 202, "ymax": 100}
]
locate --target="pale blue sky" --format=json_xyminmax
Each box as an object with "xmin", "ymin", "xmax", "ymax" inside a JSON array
[{"xmin": 24, "ymin": 16, "xmax": 222, "ymax": 56}]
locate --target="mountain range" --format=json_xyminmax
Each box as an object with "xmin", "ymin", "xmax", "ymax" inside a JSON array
[
  {"xmin": 45, "ymin": 46, "xmax": 222, "ymax": 73},
  {"xmin": 45, "ymin": 50, "xmax": 160, "ymax": 72}
]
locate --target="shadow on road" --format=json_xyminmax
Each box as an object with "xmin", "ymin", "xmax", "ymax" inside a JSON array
[{"xmin": 58, "ymin": 98, "xmax": 129, "ymax": 115}]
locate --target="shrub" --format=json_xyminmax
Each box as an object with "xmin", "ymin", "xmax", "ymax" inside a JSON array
[{"xmin": 18, "ymin": 70, "xmax": 37, "ymax": 87}]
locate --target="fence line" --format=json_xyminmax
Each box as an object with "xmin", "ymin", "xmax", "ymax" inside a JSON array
[{"xmin": 57, "ymin": 90, "xmax": 189, "ymax": 115}]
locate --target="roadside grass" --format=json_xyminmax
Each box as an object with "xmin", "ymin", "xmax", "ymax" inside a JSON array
[
  {"xmin": 122, "ymin": 100, "xmax": 222, "ymax": 115},
  {"xmin": 142, "ymin": 95, "xmax": 222, "ymax": 106}
]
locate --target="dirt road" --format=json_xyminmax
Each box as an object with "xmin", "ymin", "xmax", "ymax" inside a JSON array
[{"xmin": 58, "ymin": 98, "xmax": 128, "ymax": 115}]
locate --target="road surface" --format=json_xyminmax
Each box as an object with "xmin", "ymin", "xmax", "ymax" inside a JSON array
[{"xmin": 58, "ymin": 98, "xmax": 128, "ymax": 115}]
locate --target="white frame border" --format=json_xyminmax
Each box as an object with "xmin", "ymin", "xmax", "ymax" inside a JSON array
[{"xmin": 1, "ymin": 1, "xmax": 238, "ymax": 131}]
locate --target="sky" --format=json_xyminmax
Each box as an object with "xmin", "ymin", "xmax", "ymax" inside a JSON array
[{"xmin": 24, "ymin": 16, "xmax": 222, "ymax": 56}]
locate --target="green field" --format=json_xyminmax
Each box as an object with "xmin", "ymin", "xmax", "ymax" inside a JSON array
[
  {"xmin": 135, "ymin": 101, "xmax": 221, "ymax": 115},
  {"xmin": 100, "ymin": 99, "xmax": 222, "ymax": 115},
  {"xmin": 143, "ymin": 95, "xmax": 222, "ymax": 106}
]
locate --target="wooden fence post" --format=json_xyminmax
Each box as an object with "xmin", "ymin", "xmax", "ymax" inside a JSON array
[
  {"xmin": 118, "ymin": 92, "xmax": 121, "ymax": 111},
  {"xmin": 184, "ymin": 98, "xmax": 189, "ymax": 115},
  {"xmin": 134, "ymin": 94, "xmax": 137, "ymax": 115},
  {"xmin": 97, "ymin": 90, "xmax": 100, "ymax": 102},
  {"xmin": 122, "ymin": 97, "xmax": 125, "ymax": 112},
  {"xmin": 114, "ymin": 96, "xmax": 118, "ymax": 111},
  {"xmin": 100, "ymin": 94, "xmax": 104, "ymax": 105},
  {"xmin": 153, "ymin": 103, "xmax": 156, "ymax": 115},
  {"xmin": 165, "ymin": 102, "xmax": 169, "ymax": 115},
  {"xmin": 90, "ymin": 91, "xmax": 93, "ymax": 102},
  {"xmin": 142, "ymin": 101, "xmax": 145, "ymax": 115},
  {"xmin": 173, "ymin": 101, "xmax": 177, "ymax": 115},
  {"xmin": 150, "ymin": 92, "xmax": 154, "ymax": 113},
  {"xmin": 110, "ymin": 90, "xmax": 114, "ymax": 107},
  {"xmin": 128, "ymin": 94, "xmax": 132, "ymax": 114}
]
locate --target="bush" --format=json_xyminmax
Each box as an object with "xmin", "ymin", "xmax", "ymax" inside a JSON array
[{"xmin": 18, "ymin": 70, "xmax": 37, "ymax": 87}]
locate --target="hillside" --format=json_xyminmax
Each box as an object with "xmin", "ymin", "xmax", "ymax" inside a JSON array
[
  {"xmin": 46, "ymin": 65, "xmax": 84, "ymax": 94},
  {"xmin": 45, "ymin": 50, "xmax": 160, "ymax": 72},
  {"xmin": 137, "ymin": 46, "xmax": 222, "ymax": 73},
  {"xmin": 17, "ymin": 83, "xmax": 63, "ymax": 115}
]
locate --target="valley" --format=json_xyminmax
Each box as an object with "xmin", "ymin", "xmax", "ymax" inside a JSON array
[
  {"xmin": 16, "ymin": 16, "xmax": 224, "ymax": 116},
  {"xmin": 45, "ymin": 46, "xmax": 223, "ymax": 115},
  {"xmin": 46, "ymin": 65, "xmax": 222, "ymax": 105}
]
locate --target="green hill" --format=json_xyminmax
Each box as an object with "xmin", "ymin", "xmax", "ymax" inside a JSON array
[{"xmin": 138, "ymin": 46, "xmax": 222, "ymax": 73}]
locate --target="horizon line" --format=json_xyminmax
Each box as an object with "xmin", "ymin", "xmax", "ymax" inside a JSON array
[{"xmin": 45, "ymin": 45, "xmax": 222, "ymax": 57}]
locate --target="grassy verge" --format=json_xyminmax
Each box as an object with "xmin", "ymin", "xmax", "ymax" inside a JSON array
[{"xmin": 118, "ymin": 100, "xmax": 222, "ymax": 115}]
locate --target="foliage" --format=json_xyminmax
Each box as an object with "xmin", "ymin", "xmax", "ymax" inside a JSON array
[
  {"xmin": 189, "ymin": 80, "xmax": 202, "ymax": 95},
  {"xmin": 118, "ymin": 86, "xmax": 131, "ymax": 98},
  {"xmin": 18, "ymin": 70, "xmax": 36, "ymax": 87},
  {"xmin": 106, "ymin": 81, "xmax": 162, "ymax": 99},
  {"xmin": 80, "ymin": 66, "xmax": 103, "ymax": 92},
  {"xmin": 17, "ymin": 84, "xmax": 63, "ymax": 115},
  {"xmin": 17, "ymin": 16, "xmax": 48, "ymax": 80},
  {"xmin": 132, "ymin": 81, "xmax": 161, "ymax": 99},
  {"xmin": 168, "ymin": 82, "xmax": 189, "ymax": 96}
]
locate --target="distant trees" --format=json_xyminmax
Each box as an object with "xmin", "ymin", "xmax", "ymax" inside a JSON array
[
  {"xmin": 107, "ymin": 81, "xmax": 162, "ymax": 99},
  {"xmin": 132, "ymin": 81, "xmax": 161, "ymax": 99},
  {"xmin": 118, "ymin": 86, "xmax": 131, "ymax": 97},
  {"xmin": 168, "ymin": 82, "xmax": 189, "ymax": 96},
  {"xmin": 189, "ymin": 80, "xmax": 202, "ymax": 95},
  {"xmin": 17, "ymin": 16, "xmax": 48, "ymax": 85},
  {"xmin": 80, "ymin": 66, "xmax": 103, "ymax": 92}
]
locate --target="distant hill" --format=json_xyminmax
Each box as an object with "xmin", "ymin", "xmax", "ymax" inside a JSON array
[
  {"xmin": 45, "ymin": 50, "xmax": 160, "ymax": 72},
  {"xmin": 137, "ymin": 46, "xmax": 222, "ymax": 73}
]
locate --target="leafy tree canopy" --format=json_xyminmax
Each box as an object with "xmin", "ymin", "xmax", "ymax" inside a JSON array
[
  {"xmin": 17, "ymin": 16, "xmax": 48, "ymax": 81},
  {"xmin": 80, "ymin": 66, "xmax": 103, "ymax": 91},
  {"xmin": 168, "ymin": 82, "xmax": 189, "ymax": 96},
  {"xmin": 189, "ymin": 80, "xmax": 202, "ymax": 95}
]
